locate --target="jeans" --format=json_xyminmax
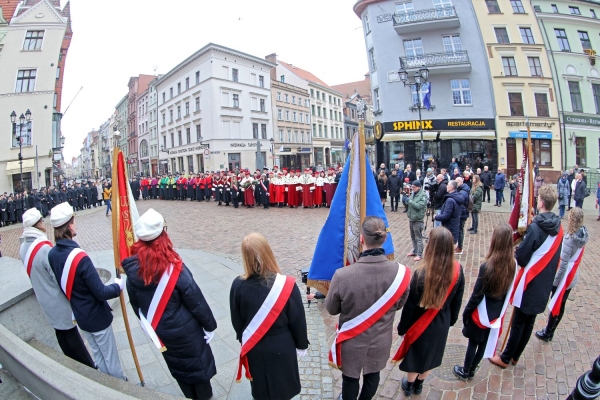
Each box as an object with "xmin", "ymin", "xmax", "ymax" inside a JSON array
[
  {"xmin": 342, "ymin": 372, "xmax": 380, "ymax": 400},
  {"xmin": 105, "ymin": 199, "xmax": 112, "ymax": 215},
  {"xmin": 500, "ymin": 307, "xmax": 537, "ymax": 364},
  {"xmin": 495, "ymin": 189, "xmax": 503, "ymax": 206},
  {"xmin": 458, "ymin": 219, "xmax": 466, "ymax": 248},
  {"xmin": 391, "ymin": 196, "xmax": 399, "ymax": 211},
  {"xmin": 575, "ymin": 199, "xmax": 584, "ymax": 208},
  {"xmin": 471, "ymin": 212, "xmax": 479, "ymax": 232},
  {"xmin": 81, "ymin": 326, "xmax": 125, "ymax": 380},
  {"xmin": 559, "ymin": 205, "xmax": 565, "ymax": 218},
  {"xmin": 463, "ymin": 336, "xmax": 489, "ymax": 370},
  {"xmin": 434, "ymin": 209, "xmax": 442, "ymax": 227},
  {"xmin": 409, "ymin": 220, "xmax": 424, "ymax": 256}
]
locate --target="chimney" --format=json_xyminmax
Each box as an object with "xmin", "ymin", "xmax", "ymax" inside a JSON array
[{"xmin": 265, "ymin": 53, "xmax": 277, "ymax": 82}]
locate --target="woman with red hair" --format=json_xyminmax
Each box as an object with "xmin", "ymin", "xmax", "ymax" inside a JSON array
[{"xmin": 123, "ymin": 209, "xmax": 217, "ymax": 400}]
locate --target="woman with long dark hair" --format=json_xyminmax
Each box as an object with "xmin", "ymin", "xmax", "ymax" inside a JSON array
[
  {"xmin": 454, "ymin": 224, "xmax": 516, "ymax": 380},
  {"xmin": 123, "ymin": 209, "xmax": 217, "ymax": 400},
  {"xmin": 230, "ymin": 233, "xmax": 308, "ymax": 400},
  {"xmin": 396, "ymin": 227, "xmax": 465, "ymax": 396},
  {"xmin": 377, "ymin": 170, "xmax": 389, "ymax": 208}
]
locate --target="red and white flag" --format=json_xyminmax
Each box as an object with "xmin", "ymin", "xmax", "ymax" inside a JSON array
[{"xmin": 509, "ymin": 147, "xmax": 534, "ymax": 242}]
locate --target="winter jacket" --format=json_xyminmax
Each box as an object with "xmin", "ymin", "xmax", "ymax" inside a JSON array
[
  {"xmin": 123, "ymin": 256, "xmax": 217, "ymax": 384},
  {"xmin": 472, "ymin": 185, "xmax": 483, "ymax": 213},
  {"xmin": 515, "ymin": 212, "xmax": 562, "ymax": 315},
  {"xmin": 432, "ymin": 178, "xmax": 448, "ymax": 210},
  {"xmin": 554, "ymin": 226, "xmax": 588, "ymax": 289},
  {"xmin": 407, "ymin": 188, "xmax": 428, "ymax": 222},
  {"xmin": 557, "ymin": 178, "xmax": 570, "ymax": 206},
  {"xmin": 456, "ymin": 183, "xmax": 470, "ymax": 220},
  {"xmin": 533, "ymin": 178, "xmax": 543, "ymax": 198},
  {"xmin": 574, "ymin": 180, "xmax": 586, "ymax": 202},
  {"xmin": 376, "ymin": 176, "xmax": 389, "ymax": 198},
  {"xmin": 494, "ymin": 173, "xmax": 506, "ymax": 190},
  {"xmin": 388, "ymin": 175, "xmax": 402, "ymax": 197},
  {"xmin": 480, "ymin": 171, "xmax": 492, "ymax": 187},
  {"xmin": 103, "ymin": 187, "xmax": 112, "ymax": 200},
  {"xmin": 423, "ymin": 174, "xmax": 436, "ymax": 193},
  {"xmin": 435, "ymin": 191, "xmax": 462, "ymax": 242}
]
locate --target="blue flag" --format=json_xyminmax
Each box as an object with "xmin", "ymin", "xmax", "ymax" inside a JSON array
[
  {"xmin": 422, "ymin": 82, "xmax": 431, "ymax": 110},
  {"xmin": 307, "ymin": 133, "xmax": 394, "ymax": 292}
]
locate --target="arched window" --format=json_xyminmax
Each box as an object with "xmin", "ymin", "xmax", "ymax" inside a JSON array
[{"xmin": 140, "ymin": 139, "xmax": 149, "ymax": 158}]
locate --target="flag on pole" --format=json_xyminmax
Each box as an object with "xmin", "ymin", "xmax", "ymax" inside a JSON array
[
  {"xmin": 422, "ymin": 82, "xmax": 432, "ymax": 110},
  {"xmin": 509, "ymin": 145, "xmax": 533, "ymax": 242},
  {"xmin": 111, "ymin": 149, "xmax": 139, "ymax": 264},
  {"xmin": 307, "ymin": 132, "xmax": 394, "ymax": 294}
]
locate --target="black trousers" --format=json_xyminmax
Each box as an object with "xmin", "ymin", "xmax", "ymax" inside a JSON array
[
  {"xmin": 176, "ymin": 379, "xmax": 213, "ymax": 400},
  {"xmin": 546, "ymin": 287, "xmax": 571, "ymax": 332},
  {"xmin": 483, "ymin": 186, "xmax": 491, "ymax": 202},
  {"xmin": 463, "ymin": 336, "xmax": 488, "ymax": 370},
  {"xmin": 342, "ymin": 372, "xmax": 380, "ymax": 400},
  {"xmin": 56, "ymin": 326, "xmax": 95, "ymax": 369},
  {"xmin": 391, "ymin": 196, "xmax": 399, "ymax": 210},
  {"xmin": 500, "ymin": 307, "xmax": 536, "ymax": 364}
]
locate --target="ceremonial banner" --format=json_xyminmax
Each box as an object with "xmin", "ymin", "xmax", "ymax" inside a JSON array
[
  {"xmin": 509, "ymin": 145, "xmax": 533, "ymax": 242},
  {"xmin": 307, "ymin": 132, "xmax": 394, "ymax": 294},
  {"xmin": 111, "ymin": 149, "xmax": 139, "ymax": 264}
]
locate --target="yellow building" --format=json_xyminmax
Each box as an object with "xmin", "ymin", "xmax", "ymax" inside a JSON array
[{"xmin": 472, "ymin": 0, "xmax": 561, "ymax": 181}]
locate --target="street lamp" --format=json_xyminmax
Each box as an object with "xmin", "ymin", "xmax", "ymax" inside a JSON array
[
  {"xmin": 10, "ymin": 109, "xmax": 32, "ymax": 212},
  {"xmin": 398, "ymin": 62, "xmax": 429, "ymax": 170},
  {"xmin": 269, "ymin": 137, "xmax": 275, "ymax": 167}
]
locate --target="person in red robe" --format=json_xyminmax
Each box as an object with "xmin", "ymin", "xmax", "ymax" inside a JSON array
[
  {"xmin": 314, "ymin": 171, "xmax": 324, "ymax": 207},
  {"xmin": 242, "ymin": 172, "xmax": 255, "ymax": 207},
  {"xmin": 300, "ymin": 169, "xmax": 315, "ymax": 208}
]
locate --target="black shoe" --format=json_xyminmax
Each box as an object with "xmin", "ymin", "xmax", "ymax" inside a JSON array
[
  {"xmin": 535, "ymin": 328, "xmax": 554, "ymax": 342},
  {"xmin": 469, "ymin": 365, "xmax": 478, "ymax": 378},
  {"xmin": 453, "ymin": 365, "xmax": 470, "ymax": 381},
  {"xmin": 314, "ymin": 291, "xmax": 326, "ymax": 300},
  {"xmin": 470, "ymin": 231, "xmax": 477, "ymax": 234},
  {"xmin": 467, "ymin": 227, "xmax": 474, "ymax": 231},
  {"xmin": 413, "ymin": 378, "xmax": 424, "ymax": 395},
  {"xmin": 401, "ymin": 377, "xmax": 414, "ymax": 396},
  {"xmin": 403, "ymin": 209, "xmax": 408, "ymax": 213}
]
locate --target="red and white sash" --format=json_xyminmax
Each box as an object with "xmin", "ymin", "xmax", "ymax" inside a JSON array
[
  {"xmin": 511, "ymin": 226, "xmax": 563, "ymax": 308},
  {"xmin": 139, "ymin": 262, "xmax": 182, "ymax": 352},
  {"xmin": 471, "ymin": 262, "xmax": 518, "ymax": 358},
  {"xmin": 392, "ymin": 261, "xmax": 460, "ymax": 363},
  {"xmin": 548, "ymin": 246, "xmax": 584, "ymax": 317},
  {"xmin": 236, "ymin": 273, "xmax": 296, "ymax": 382},
  {"xmin": 23, "ymin": 237, "xmax": 53, "ymax": 277},
  {"xmin": 60, "ymin": 248, "xmax": 87, "ymax": 300},
  {"xmin": 329, "ymin": 263, "xmax": 410, "ymax": 369}
]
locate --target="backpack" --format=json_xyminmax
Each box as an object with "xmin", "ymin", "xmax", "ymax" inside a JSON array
[{"xmin": 467, "ymin": 193, "xmax": 475, "ymax": 213}]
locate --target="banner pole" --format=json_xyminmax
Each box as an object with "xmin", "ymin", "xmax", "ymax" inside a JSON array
[
  {"xmin": 526, "ymin": 117, "xmax": 534, "ymax": 225},
  {"xmin": 358, "ymin": 97, "xmax": 367, "ymax": 233}
]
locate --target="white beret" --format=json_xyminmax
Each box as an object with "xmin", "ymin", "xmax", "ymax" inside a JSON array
[
  {"xmin": 22, "ymin": 208, "xmax": 42, "ymax": 228},
  {"xmin": 50, "ymin": 202, "xmax": 74, "ymax": 228},
  {"xmin": 135, "ymin": 208, "xmax": 165, "ymax": 242}
]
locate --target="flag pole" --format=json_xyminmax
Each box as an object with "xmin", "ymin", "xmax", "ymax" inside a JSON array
[
  {"xmin": 358, "ymin": 96, "xmax": 367, "ymax": 230},
  {"xmin": 112, "ymin": 146, "xmax": 145, "ymax": 386},
  {"xmin": 526, "ymin": 116, "xmax": 534, "ymax": 224}
]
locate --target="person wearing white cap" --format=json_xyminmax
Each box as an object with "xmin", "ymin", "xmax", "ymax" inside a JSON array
[
  {"xmin": 19, "ymin": 208, "xmax": 95, "ymax": 369},
  {"xmin": 47, "ymin": 202, "xmax": 127, "ymax": 380},
  {"xmin": 122, "ymin": 208, "xmax": 217, "ymax": 400}
]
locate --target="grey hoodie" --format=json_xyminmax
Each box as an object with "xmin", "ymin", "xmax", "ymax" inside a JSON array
[{"xmin": 554, "ymin": 226, "xmax": 589, "ymax": 289}]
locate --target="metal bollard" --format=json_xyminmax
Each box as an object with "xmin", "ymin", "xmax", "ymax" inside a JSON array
[{"xmin": 567, "ymin": 355, "xmax": 600, "ymax": 400}]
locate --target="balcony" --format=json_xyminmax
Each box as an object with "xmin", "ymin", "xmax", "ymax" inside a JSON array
[
  {"xmin": 392, "ymin": 7, "xmax": 460, "ymax": 35},
  {"xmin": 399, "ymin": 51, "xmax": 471, "ymax": 75}
]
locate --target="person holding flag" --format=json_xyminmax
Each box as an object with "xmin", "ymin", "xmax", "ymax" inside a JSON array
[
  {"xmin": 394, "ymin": 227, "xmax": 465, "ymax": 396},
  {"xmin": 48, "ymin": 202, "xmax": 126, "ymax": 380},
  {"xmin": 536, "ymin": 207, "xmax": 588, "ymax": 342},
  {"xmin": 19, "ymin": 208, "xmax": 95, "ymax": 369},
  {"xmin": 325, "ymin": 216, "xmax": 410, "ymax": 400},
  {"xmin": 453, "ymin": 224, "xmax": 516, "ymax": 380},
  {"xmin": 490, "ymin": 185, "xmax": 562, "ymax": 368},
  {"xmin": 123, "ymin": 209, "xmax": 217, "ymax": 400}
]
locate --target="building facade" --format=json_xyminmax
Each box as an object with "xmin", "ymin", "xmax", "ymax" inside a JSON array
[
  {"xmin": 533, "ymin": 0, "xmax": 600, "ymax": 174},
  {"xmin": 137, "ymin": 87, "xmax": 150, "ymax": 176},
  {"xmin": 126, "ymin": 74, "xmax": 154, "ymax": 177},
  {"xmin": 354, "ymin": 0, "xmax": 497, "ymax": 172},
  {"xmin": 0, "ymin": 0, "xmax": 71, "ymax": 192},
  {"xmin": 156, "ymin": 43, "xmax": 275, "ymax": 174},
  {"xmin": 115, "ymin": 94, "xmax": 128, "ymax": 158},
  {"xmin": 148, "ymin": 79, "xmax": 159, "ymax": 175},
  {"xmin": 269, "ymin": 76, "xmax": 312, "ymax": 169}
]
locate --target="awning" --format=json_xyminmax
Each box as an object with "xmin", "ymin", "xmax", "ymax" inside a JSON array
[
  {"xmin": 381, "ymin": 131, "xmax": 496, "ymax": 142},
  {"xmin": 6, "ymin": 159, "xmax": 35, "ymax": 175}
]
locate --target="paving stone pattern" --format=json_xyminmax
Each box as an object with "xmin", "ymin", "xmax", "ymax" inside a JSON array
[{"xmin": 0, "ymin": 194, "xmax": 599, "ymax": 399}]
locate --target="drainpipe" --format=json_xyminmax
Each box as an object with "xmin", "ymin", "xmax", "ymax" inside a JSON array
[{"xmin": 540, "ymin": 18, "xmax": 567, "ymax": 172}]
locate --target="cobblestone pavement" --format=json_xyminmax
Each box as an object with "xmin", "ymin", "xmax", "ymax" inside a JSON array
[{"xmin": 1, "ymin": 194, "xmax": 599, "ymax": 399}]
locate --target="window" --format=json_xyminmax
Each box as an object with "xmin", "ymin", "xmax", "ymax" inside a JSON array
[
  {"xmin": 299, "ymin": 113, "xmax": 303, "ymax": 123},
  {"xmin": 312, "ymin": 124, "xmax": 316, "ymax": 136},
  {"xmin": 591, "ymin": 9, "xmax": 597, "ymax": 18},
  {"xmin": 450, "ymin": 79, "xmax": 472, "ymax": 105},
  {"xmin": 533, "ymin": 139, "xmax": 552, "ymax": 166},
  {"xmin": 252, "ymin": 123, "xmax": 259, "ymax": 139},
  {"xmin": 593, "ymin": 83, "xmax": 600, "ymax": 113},
  {"xmin": 364, "ymin": 13, "xmax": 371, "ymax": 32},
  {"xmin": 310, "ymin": 89, "xmax": 314, "ymax": 97},
  {"xmin": 285, "ymin": 94, "xmax": 289, "ymax": 103},
  {"xmin": 551, "ymin": 4, "xmax": 558, "ymax": 12},
  {"xmin": 285, "ymin": 110, "xmax": 290, "ymax": 121},
  {"xmin": 317, "ymin": 107, "xmax": 321, "ymax": 117},
  {"xmin": 261, "ymin": 124, "xmax": 267, "ymax": 140},
  {"xmin": 170, "ymin": 132, "xmax": 174, "ymax": 147},
  {"xmin": 280, "ymin": 75, "xmax": 285, "ymax": 83},
  {"xmin": 195, "ymin": 97, "xmax": 200, "ymax": 111},
  {"xmin": 528, "ymin": 57, "xmax": 542, "ymax": 76},
  {"xmin": 486, "ymin": 0, "xmax": 501, "ymax": 13},
  {"xmin": 184, "ymin": 102, "xmax": 189, "ymax": 116},
  {"xmin": 318, "ymin": 125, "xmax": 322, "ymax": 137},
  {"xmin": 185, "ymin": 78, "xmax": 189, "ymax": 90},
  {"xmin": 395, "ymin": 1, "xmax": 414, "ymax": 21},
  {"xmin": 260, "ymin": 98, "xmax": 265, "ymax": 112},
  {"xmin": 311, "ymin": 105, "xmax": 315, "ymax": 115},
  {"xmin": 279, "ymin": 129, "xmax": 284, "ymax": 142},
  {"xmin": 569, "ymin": 6, "xmax": 581, "ymax": 14},
  {"xmin": 177, "ymin": 106, "xmax": 181, "ymax": 119},
  {"xmin": 555, "ymin": 29, "xmax": 570, "ymax": 51},
  {"xmin": 323, "ymin": 108, "xmax": 327, "ymax": 119},
  {"xmin": 535, "ymin": 93, "xmax": 549, "ymax": 116},
  {"xmin": 442, "ymin": 34, "xmax": 463, "ymax": 54},
  {"xmin": 186, "ymin": 128, "xmax": 191, "ymax": 144},
  {"xmin": 178, "ymin": 131, "xmax": 182, "ymax": 146},
  {"xmin": 163, "ymin": 136, "xmax": 167, "ymax": 149},
  {"xmin": 276, "ymin": 92, "xmax": 282, "ymax": 101},
  {"xmin": 23, "ymin": 30, "xmax": 44, "ymax": 50},
  {"xmin": 162, "ymin": 92, "xmax": 166, "ymax": 103},
  {"xmin": 511, "ymin": 0, "xmax": 525, "ymax": 13},
  {"xmin": 293, "ymin": 111, "xmax": 297, "ymax": 122},
  {"xmin": 375, "ymin": 89, "xmax": 380, "ymax": 110},
  {"xmin": 292, "ymin": 96, "xmax": 296, "ymax": 104},
  {"xmin": 579, "ymin": 31, "xmax": 592, "ymax": 50},
  {"xmin": 410, "ymin": 84, "xmax": 425, "ymax": 107},
  {"xmin": 520, "ymin": 27, "xmax": 535, "ymax": 44},
  {"xmin": 575, "ymin": 138, "xmax": 586, "ymax": 166},
  {"xmin": 169, "ymin": 110, "xmax": 173, "ymax": 122},
  {"xmin": 495, "ymin": 27, "xmax": 510, "ymax": 44},
  {"xmin": 502, "ymin": 57, "xmax": 518, "ymax": 76},
  {"xmin": 177, "ymin": 83, "xmax": 181, "ymax": 94},
  {"xmin": 568, "ymin": 81, "xmax": 583, "ymax": 112},
  {"xmin": 170, "ymin": 88, "xmax": 173, "ymax": 99},
  {"xmin": 12, "ymin": 121, "xmax": 32, "ymax": 147},
  {"xmin": 509, "ymin": 92, "xmax": 524, "ymax": 116},
  {"xmin": 316, "ymin": 91, "xmax": 320, "ymax": 100},
  {"xmin": 403, "ymin": 38, "xmax": 424, "ymax": 61},
  {"xmin": 259, "ymin": 75, "xmax": 264, "ymax": 88},
  {"xmin": 330, "ymin": 110, "xmax": 333, "ymax": 120},
  {"xmin": 196, "ymin": 125, "xmax": 202, "ymax": 141},
  {"xmin": 233, "ymin": 94, "xmax": 239, "ymax": 108},
  {"xmin": 162, "ymin": 113, "xmax": 166, "ymax": 125},
  {"xmin": 15, "ymin": 70, "xmax": 37, "ymax": 92},
  {"xmin": 195, "ymin": 71, "xmax": 200, "ymax": 84},
  {"xmin": 232, "ymin": 69, "xmax": 239, "ymax": 82}
]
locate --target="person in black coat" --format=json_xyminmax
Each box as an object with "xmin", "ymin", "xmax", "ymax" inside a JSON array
[
  {"xmin": 0, "ymin": 196, "xmax": 7, "ymax": 227},
  {"xmin": 376, "ymin": 170, "xmax": 389, "ymax": 208},
  {"xmin": 454, "ymin": 224, "xmax": 516, "ymax": 380},
  {"xmin": 230, "ymin": 233, "xmax": 308, "ymax": 400},
  {"xmin": 397, "ymin": 227, "xmax": 465, "ymax": 396},
  {"xmin": 573, "ymin": 173, "xmax": 586, "ymax": 208},
  {"xmin": 480, "ymin": 166, "xmax": 492, "ymax": 203},
  {"xmin": 404, "ymin": 164, "xmax": 417, "ymax": 183},
  {"xmin": 123, "ymin": 209, "xmax": 217, "ymax": 400},
  {"xmin": 389, "ymin": 170, "xmax": 402, "ymax": 212},
  {"xmin": 259, "ymin": 175, "xmax": 270, "ymax": 209},
  {"xmin": 434, "ymin": 181, "xmax": 461, "ymax": 244},
  {"xmin": 491, "ymin": 186, "xmax": 562, "ymax": 369}
]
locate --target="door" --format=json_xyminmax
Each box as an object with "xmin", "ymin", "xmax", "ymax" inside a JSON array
[
  {"xmin": 403, "ymin": 39, "xmax": 424, "ymax": 67},
  {"xmin": 228, "ymin": 153, "xmax": 240, "ymax": 172},
  {"xmin": 442, "ymin": 35, "xmax": 463, "ymax": 55},
  {"xmin": 395, "ymin": 1, "xmax": 415, "ymax": 22},
  {"xmin": 506, "ymin": 138, "xmax": 517, "ymax": 177}
]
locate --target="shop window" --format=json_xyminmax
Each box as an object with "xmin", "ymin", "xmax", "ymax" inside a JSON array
[
  {"xmin": 532, "ymin": 139, "xmax": 552, "ymax": 166},
  {"xmin": 575, "ymin": 137, "xmax": 586, "ymax": 166}
]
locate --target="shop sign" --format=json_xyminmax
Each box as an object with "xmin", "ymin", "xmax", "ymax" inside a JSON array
[
  {"xmin": 279, "ymin": 147, "xmax": 292, "ymax": 152},
  {"xmin": 506, "ymin": 121, "xmax": 556, "ymax": 128},
  {"xmin": 297, "ymin": 147, "xmax": 312, "ymax": 153},
  {"xmin": 168, "ymin": 144, "xmax": 210, "ymax": 155},
  {"xmin": 564, "ymin": 114, "xmax": 600, "ymax": 127},
  {"xmin": 230, "ymin": 142, "xmax": 262, "ymax": 148},
  {"xmin": 509, "ymin": 131, "xmax": 553, "ymax": 139},
  {"xmin": 383, "ymin": 118, "xmax": 495, "ymax": 132}
]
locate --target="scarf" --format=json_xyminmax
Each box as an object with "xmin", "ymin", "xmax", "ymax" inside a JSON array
[
  {"xmin": 359, "ymin": 248, "xmax": 385, "ymax": 258},
  {"xmin": 19, "ymin": 227, "xmax": 48, "ymax": 244}
]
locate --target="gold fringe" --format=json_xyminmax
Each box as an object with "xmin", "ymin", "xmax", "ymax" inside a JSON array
[
  {"xmin": 159, "ymin": 346, "xmax": 167, "ymax": 353},
  {"xmin": 306, "ymin": 279, "xmax": 330, "ymax": 296},
  {"xmin": 72, "ymin": 320, "xmax": 77, "ymax": 325},
  {"xmin": 235, "ymin": 379, "xmax": 242, "ymax": 383},
  {"xmin": 386, "ymin": 253, "xmax": 395, "ymax": 262},
  {"xmin": 329, "ymin": 361, "xmax": 341, "ymax": 370}
]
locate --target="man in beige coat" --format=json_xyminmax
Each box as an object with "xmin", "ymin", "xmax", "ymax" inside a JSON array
[{"xmin": 326, "ymin": 217, "xmax": 410, "ymax": 400}]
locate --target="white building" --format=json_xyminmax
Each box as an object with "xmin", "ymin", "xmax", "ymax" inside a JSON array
[
  {"xmin": 155, "ymin": 43, "xmax": 275, "ymax": 174},
  {"xmin": 0, "ymin": 0, "xmax": 71, "ymax": 192},
  {"xmin": 137, "ymin": 87, "xmax": 150, "ymax": 175},
  {"xmin": 148, "ymin": 79, "xmax": 159, "ymax": 175}
]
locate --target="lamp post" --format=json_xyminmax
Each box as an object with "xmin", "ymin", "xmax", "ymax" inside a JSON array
[
  {"xmin": 398, "ymin": 64, "xmax": 429, "ymax": 170},
  {"xmin": 10, "ymin": 109, "xmax": 32, "ymax": 211},
  {"xmin": 269, "ymin": 137, "xmax": 275, "ymax": 168}
]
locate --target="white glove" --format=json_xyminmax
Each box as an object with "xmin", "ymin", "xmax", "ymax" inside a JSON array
[
  {"xmin": 296, "ymin": 348, "xmax": 307, "ymax": 357},
  {"xmin": 114, "ymin": 277, "xmax": 125, "ymax": 291},
  {"xmin": 203, "ymin": 329, "xmax": 215, "ymax": 344},
  {"xmin": 285, "ymin": 187, "xmax": 288, "ymax": 192}
]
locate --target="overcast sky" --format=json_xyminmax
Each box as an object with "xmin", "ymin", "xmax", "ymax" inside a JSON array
[{"xmin": 60, "ymin": 0, "xmax": 369, "ymax": 160}]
